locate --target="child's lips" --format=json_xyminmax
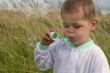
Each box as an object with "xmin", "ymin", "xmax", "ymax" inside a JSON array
[{"xmin": 69, "ymin": 37, "xmax": 75, "ymax": 41}]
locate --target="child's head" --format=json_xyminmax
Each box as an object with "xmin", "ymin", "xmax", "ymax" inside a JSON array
[{"xmin": 61, "ymin": 0, "xmax": 98, "ymax": 46}]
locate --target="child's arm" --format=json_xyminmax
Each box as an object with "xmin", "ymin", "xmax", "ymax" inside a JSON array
[
  {"xmin": 34, "ymin": 31, "xmax": 54, "ymax": 71},
  {"xmin": 34, "ymin": 42, "xmax": 54, "ymax": 71}
]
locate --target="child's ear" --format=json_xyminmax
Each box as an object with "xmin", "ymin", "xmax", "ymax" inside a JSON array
[{"xmin": 90, "ymin": 17, "xmax": 98, "ymax": 31}]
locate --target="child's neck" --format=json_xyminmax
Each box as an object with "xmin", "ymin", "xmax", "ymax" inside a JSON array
[{"xmin": 70, "ymin": 38, "xmax": 91, "ymax": 47}]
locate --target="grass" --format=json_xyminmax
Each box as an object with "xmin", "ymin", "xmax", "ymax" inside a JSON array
[{"xmin": 0, "ymin": 10, "xmax": 110, "ymax": 73}]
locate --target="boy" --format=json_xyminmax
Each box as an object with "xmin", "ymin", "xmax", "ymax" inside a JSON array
[{"xmin": 34, "ymin": 0, "xmax": 110, "ymax": 73}]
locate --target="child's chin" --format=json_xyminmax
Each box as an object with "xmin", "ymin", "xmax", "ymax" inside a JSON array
[
  {"xmin": 72, "ymin": 42, "xmax": 82, "ymax": 47},
  {"xmin": 69, "ymin": 39, "xmax": 81, "ymax": 46}
]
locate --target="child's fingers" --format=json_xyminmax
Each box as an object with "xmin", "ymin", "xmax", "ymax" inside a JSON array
[
  {"xmin": 44, "ymin": 32, "xmax": 51, "ymax": 40},
  {"xmin": 41, "ymin": 30, "xmax": 55, "ymax": 45},
  {"xmin": 44, "ymin": 34, "xmax": 50, "ymax": 40},
  {"xmin": 44, "ymin": 29, "xmax": 55, "ymax": 40}
]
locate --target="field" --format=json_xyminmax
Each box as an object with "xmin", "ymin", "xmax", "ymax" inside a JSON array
[{"xmin": 0, "ymin": 10, "xmax": 110, "ymax": 73}]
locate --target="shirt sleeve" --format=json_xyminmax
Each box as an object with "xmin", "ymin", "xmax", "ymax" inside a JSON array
[
  {"xmin": 93, "ymin": 48, "xmax": 110, "ymax": 73},
  {"xmin": 34, "ymin": 42, "xmax": 55, "ymax": 71}
]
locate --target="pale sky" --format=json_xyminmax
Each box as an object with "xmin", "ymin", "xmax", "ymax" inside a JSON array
[
  {"xmin": 38, "ymin": 0, "xmax": 110, "ymax": 10},
  {"xmin": 0, "ymin": 0, "xmax": 110, "ymax": 14}
]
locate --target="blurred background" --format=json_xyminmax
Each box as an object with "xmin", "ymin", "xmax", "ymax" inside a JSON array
[{"xmin": 0, "ymin": 0, "xmax": 110, "ymax": 73}]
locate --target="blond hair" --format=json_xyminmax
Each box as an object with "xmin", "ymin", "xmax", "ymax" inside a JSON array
[{"xmin": 61, "ymin": 0, "xmax": 96, "ymax": 19}]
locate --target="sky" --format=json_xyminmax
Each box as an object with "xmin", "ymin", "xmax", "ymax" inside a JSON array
[
  {"xmin": 38, "ymin": 0, "xmax": 110, "ymax": 10},
  {"xmin": 93, "ymin": 0, "xmax": 110, "ymax": 10},
  {"xmin": 39, "ymin": 0, "xmax": 110, "ymax": 14},
  {"xmin": 0, "ymin": 0, "xmax": 110, "ymax": 14}
]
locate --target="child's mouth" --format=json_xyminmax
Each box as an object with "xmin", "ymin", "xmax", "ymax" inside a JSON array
[{"xmin": 68, "ymin": 36, "xmax": 75, "ymax": 42}]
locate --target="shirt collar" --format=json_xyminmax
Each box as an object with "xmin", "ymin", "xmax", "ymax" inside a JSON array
[{"xmin": 62, "ymin": 37, "xmax": 95, "ymax": 51}]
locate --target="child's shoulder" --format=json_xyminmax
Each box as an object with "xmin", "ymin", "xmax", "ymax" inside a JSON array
[
  {"xmin": 92, "ymin": 44, "xmax": 104, "ymax": 53},
  {"xmin": 90, "ymin": 44, "xmax": 107, "ymax": 59}
]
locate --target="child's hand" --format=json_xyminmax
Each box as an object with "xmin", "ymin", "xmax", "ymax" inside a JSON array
[{"xmin": 41, "ymin": 31, "xmax": 54, "ymax": 46}]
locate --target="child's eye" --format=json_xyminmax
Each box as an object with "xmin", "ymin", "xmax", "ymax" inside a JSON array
[
  {"xmin": 64, "ymin": 25, "xmax": 69, "ymax": 28},
  {"xmin": 71, "ymin": 23, "xmax": 82, "ymax": 29},
  {"xmin": 74, "ymin": 25, "xmax": 82, "ymax": 29}
]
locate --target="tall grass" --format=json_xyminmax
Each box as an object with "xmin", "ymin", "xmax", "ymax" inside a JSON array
[{"xmin": 0, "ymin": 10, "xmax": 110, "ymax": 73}]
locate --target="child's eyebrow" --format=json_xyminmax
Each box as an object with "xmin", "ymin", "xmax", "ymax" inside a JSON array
[
  {"xmin": 63, "ymin": 22, "xmax": 82, "ymax": 26},
  {"xmin": 62, "ymin": 22, "xmax": 68, "ymax": 25},
  {"xmin": 71, "ymin": 23, "xmax": 82, "ymax": 26}
]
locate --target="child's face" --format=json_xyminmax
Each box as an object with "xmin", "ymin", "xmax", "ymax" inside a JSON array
[{"xmin": 61, "ymin": 9, "xmax": 97, "ymax": 46}]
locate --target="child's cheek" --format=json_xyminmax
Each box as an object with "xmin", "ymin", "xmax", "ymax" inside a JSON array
[
  {"xmin": 74, "ymin": 31, "xmax": 82, "ymax": 38},
  {"xmin": 75, "ymin": 31, "xmax": 86, "ymax": 42}
]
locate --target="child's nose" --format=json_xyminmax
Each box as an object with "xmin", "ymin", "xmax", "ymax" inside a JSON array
[{"xmin": 68, "ymin": 26, "xmax": 75, "ymax": 32}]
